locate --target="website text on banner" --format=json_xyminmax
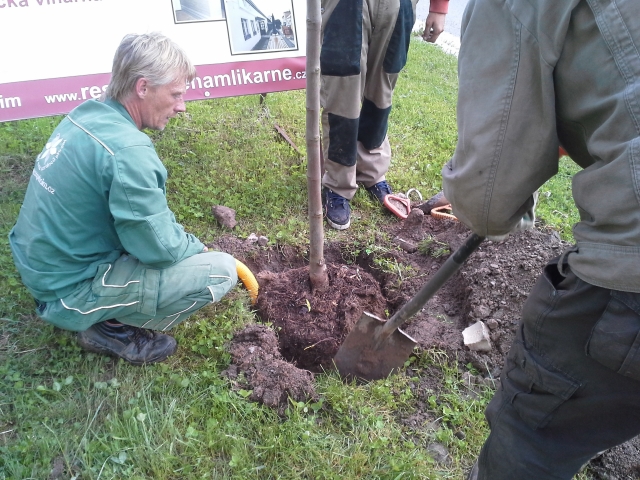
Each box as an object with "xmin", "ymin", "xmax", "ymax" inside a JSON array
[
  {"xmin": 0, "ymin": 58, "xmax": 306, "ymax": 123},
  {"xmin": 0, "ymin": 0, "xmax": 307, "ymax": 122}
]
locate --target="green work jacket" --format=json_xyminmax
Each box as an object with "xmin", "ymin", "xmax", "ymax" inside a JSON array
[{"xmin": 9, "ymin": 99, "xmax": 205, "ymax": 303}]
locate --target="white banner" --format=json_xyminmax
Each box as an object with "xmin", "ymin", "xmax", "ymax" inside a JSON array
[{"xmin": 0, "ymin": 0, "xmax": 307, "ymax": 122}]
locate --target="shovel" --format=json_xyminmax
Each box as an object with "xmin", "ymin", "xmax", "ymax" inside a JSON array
[{"xmin": 334, "ymin": 232, "xmax": 485, "ymax": 381}]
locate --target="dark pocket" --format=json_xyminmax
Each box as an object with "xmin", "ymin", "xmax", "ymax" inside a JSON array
[
  {"xmin": 586, "ymin": 290, "xmax": 640, "ymax": 382},
  {"xmin": 320, "ymin": 0, "xmax": 363, "ymax": 76},
  {"xmin": 501, "ymin": 332, "xmax": 580, "ymax": 430}
]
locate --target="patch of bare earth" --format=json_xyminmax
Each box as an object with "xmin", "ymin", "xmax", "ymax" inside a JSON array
[{"xmin": 211, "ymin": 211, "xmax": 639, "ymax": 477}]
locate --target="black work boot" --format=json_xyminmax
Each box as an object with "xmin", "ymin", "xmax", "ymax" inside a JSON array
[{"xmin": 77, "ymin": 321, "xmax": 177, "ymax": 365}]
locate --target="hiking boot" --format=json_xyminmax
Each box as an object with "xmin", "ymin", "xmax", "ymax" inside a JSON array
[
  {"xmin": 366, "ymin": 180, "xmax": 393, "ymax": 204},
  {"xmin": 323, "ymin": 187, "xmax": 351, "ymax": 230},
  {"xmin": 77, "ymin": 321, "xmax": 177, "ymax": 365}
]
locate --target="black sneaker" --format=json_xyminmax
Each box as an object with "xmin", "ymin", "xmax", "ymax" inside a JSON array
[
  {"xmin": 77, "ymin": 321, "xmax": 177, "ymax": 365},
  {"xmin": 323, "ymin": 187, "xmax": 351, "ymax": 230},
  {"xmin": 366, "ymin": 180, "xmax": 393, "ymax": 204}
]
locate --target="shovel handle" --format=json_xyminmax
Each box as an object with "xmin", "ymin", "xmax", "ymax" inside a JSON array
[{"xmin": 376, "ymin": 233, "xmax": 485, "ymax": 345}]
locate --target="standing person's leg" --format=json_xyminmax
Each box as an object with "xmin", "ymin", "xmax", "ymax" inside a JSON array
[
  {"xmin": 320, "ymin": 0, "xmax": 368, "ymax": 200},
  {"xmin": 356, "ymin": 0, "xmax": 417, "ymax": 202},
  {"xmin": 40, "ymin": 251, "xmax": 237, "ymax": 364},
  {"xmin": 474, "ymin": 258, "xmax": 640, "ymax": 479},
  {"xmin": 320, "ymin": 0, "xmax": 371, "ymax": 229}
]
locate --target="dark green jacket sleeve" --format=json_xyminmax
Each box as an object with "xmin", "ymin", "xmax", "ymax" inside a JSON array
[{"xmin": 109, "ymin": 144, "xmax": 204, "ymax": 267}]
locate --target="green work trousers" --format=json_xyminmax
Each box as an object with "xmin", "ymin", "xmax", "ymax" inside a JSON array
[{"xmin": 36, "ymin": 251, "xmax": 237, "ymax": 332}]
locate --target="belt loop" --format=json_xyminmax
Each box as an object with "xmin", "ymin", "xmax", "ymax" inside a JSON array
[{"xmin": 557, "ymin": 245, "xmax": 578, "ymax": 277}]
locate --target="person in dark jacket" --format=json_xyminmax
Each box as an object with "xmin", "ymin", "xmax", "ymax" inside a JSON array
[{"xmin": 441, "ymin": 0, "xmax": 640, "ymax": 478}]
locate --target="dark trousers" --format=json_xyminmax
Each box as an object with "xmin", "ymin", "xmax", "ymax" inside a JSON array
[{"xmin": 478, "ymin": 257, "xmax": 640, "ymax": 479}]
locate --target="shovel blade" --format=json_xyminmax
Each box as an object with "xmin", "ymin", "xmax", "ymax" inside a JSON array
[{"xmin": 334, "ymin": 311, "xmax": 418, "ymax": 381}]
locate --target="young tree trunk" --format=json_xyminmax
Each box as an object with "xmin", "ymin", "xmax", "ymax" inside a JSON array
[{"xmin": 306, "ymin": 0, "xmax": 329, "ymax": 291}]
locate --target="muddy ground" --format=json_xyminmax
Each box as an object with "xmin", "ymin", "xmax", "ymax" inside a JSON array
[{"xmin": 212, "ymin": 210, "xmax": 640, "ymax": 479}]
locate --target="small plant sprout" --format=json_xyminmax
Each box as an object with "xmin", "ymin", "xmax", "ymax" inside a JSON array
[{"xmin": 418, "ymin": 235, "xmax": 451, "ymax": 258}]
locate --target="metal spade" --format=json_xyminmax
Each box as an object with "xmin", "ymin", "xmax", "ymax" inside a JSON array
[{"xmin": 334, "ymin": 233, "xmax": 484, "ymax": 381}]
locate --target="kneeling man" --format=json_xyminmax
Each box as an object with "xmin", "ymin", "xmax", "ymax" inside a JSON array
[{"xmin": 9, "ymin": 32, "xmax": 237, "ymax": 365}]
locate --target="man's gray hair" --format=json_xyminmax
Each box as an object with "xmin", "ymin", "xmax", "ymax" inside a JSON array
[{"xmin": 105, "ymin": 32, "xmax": 196, "ymax": 102}]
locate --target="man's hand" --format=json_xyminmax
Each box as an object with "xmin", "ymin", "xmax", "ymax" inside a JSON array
[
  {"xmin": 487, "ymin": 191, "xmax": 539, "ymax": 242},
  {"xmin": 423, "ymin": 12, "xmax": 446, "ymax": 43},
  {"xmin": 202, "ymin": 246, "xmax": 209, "ymax": 252}
]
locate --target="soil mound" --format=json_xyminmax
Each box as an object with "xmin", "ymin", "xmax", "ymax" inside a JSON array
[
  {"xmin": 255, "ymin": 263, "xmax": 387, "ymax": 371},
  {"xmin": 221, "ymin": 323, "xmax": 317, "ymax": 415}
]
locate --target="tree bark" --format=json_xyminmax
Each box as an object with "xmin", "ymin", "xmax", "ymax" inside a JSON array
[{"xmin": 306, "ymin": 0, "xmax": 329, "ymax": 291}]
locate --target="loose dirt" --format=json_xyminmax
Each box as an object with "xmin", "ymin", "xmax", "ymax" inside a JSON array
[{"xmin": 211, "ymin": 210, "xmax": 640, "ymax": 479}]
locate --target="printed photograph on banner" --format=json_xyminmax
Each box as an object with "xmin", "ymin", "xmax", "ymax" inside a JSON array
[
  {"xmin": 224, "ymin": 0, "xmax": 298, "ymax": 55},
  {"xmin": 172, "ymin": 0, "xmax": 227, "ymax": 23},
  {"xmin": 0, "ymin": 0, "xmax": 306, "ymax": 122}
]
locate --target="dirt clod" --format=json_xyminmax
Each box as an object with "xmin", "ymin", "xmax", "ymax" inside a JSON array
[
  {"xmin": 211, "ymin": 205, "xmax": 237, "ymax": 229},
  {"xmin": 222, "ymin": 324, "xmax": 317, "ymax": 414}
]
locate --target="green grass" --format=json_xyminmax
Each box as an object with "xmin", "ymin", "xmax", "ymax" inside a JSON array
[{"xmin": 0, "ymin": 38, "xmax": 583, "ymax": 479}]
